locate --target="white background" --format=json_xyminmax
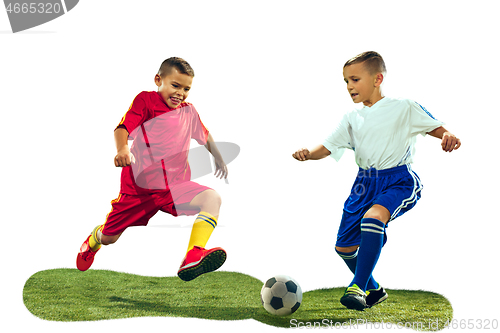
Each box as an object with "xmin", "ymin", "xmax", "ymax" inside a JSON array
[{"xmin": 1, "ymin": 1, "xmax": 499, "ymax": 332}]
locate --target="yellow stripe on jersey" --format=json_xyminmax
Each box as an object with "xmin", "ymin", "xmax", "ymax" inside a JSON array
[
  {"xmin": 118, "ymin": 92, "xmax": 148, "ymax": 126},
  {"xmin": 118, "ymin": 100, "xmax": 136, "ymax": 126}
]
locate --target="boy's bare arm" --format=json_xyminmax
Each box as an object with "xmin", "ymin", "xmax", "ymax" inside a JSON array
[
  {"xmin": 204, "ymin": 133, "xmax": 228, "ymax": 179},
  {"xmin": 114, "ymin": 127, "xmax": 135, "ymax": 167},
  {"xmin": 292, "ymin": 144, "xmax": 331, "ymax": 161},
  {"xmin": 204, "ymin": 133, "xmax": 222, "ymax": 159},
  {"xmin": 427, "ymin": 126, "xmax": 461, "ymax": 152}
]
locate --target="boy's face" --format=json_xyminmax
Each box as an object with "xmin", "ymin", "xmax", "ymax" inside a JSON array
[
  {"xmin": 154, "ymin": 68, "xmax": 193, "ymax": 109},
  {"xmin": 343, "ymin": 62, "xmax": 383, "ymax": 107}
]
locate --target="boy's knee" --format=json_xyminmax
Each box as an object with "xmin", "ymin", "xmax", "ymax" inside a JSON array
[
  {"xmin": 363, "ymin": 212, "xmax": 386, "ymax": 223},
  {"xmin": 335, "ymin": 245, "xmax": 359, "ymax": 253},
  {"xmin": 202, "ymin": 190, "xmax": 222, "ymax": 207},
  {"xmin": 363, "ymin": 204, "xmax": 390, "ymax": 224},
  {"xmin": 211, "ymin": 190, "xmax": 222, "ymax": 206}
]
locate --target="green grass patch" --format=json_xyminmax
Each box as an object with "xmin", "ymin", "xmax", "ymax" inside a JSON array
[{"xmin": 23, "ymin": 269, "xmax": 452, "ymax": 331}]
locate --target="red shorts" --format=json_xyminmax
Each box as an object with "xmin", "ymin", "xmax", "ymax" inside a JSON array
[{"xmin": 102, "ymin": 181, "xmax": 212, "ymax": 236}]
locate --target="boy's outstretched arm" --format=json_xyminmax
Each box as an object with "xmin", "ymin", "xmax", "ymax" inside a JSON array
[
  {"xmin": 427, "ymin": 126, "xmax": 461, "ymax": 152},
  {"xmin": 114, "ymin": 127, "xmax": 135, "ymax": 167},
  {"xmin": 292, "ymin": 144, "xmax": 331, "ymax": 161},
  {"xmin": 204, "ymin": 133, "xmax": 228, "ymax": 179}
]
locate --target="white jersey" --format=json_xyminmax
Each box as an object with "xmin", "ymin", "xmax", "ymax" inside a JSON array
[{"xmin": 322, "ymin": 97, "xmax": 444, "ymax": 170}]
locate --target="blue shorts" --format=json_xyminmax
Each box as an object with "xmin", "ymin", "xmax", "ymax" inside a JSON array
[{"xmin": 335, "ymin": 164, "xmax": 423, "ymax": 247}]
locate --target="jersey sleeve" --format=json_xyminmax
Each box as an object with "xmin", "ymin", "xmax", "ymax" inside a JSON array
[
  {"xmin": 322, "ymin": 113, "xmax": 352, "ymax": 161},
  {"xmin": 409, "ymin": 100, "xmax": 444, "ymax": 137},
  {"xmin": 190, "ymin": 105, "xmax": 209, "ymax": 145},
  {"xmin": 116, "ymin": 92, "xmax": 149, "ymax": 137}
]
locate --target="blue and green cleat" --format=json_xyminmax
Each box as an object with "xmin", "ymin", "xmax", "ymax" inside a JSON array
[
  {"xmin": 340, "ymin": 284, "xmax": 367, "ymax": 311},
  {"xmin": 366, "ymin": 284, "xmax": 388, "ymax": 308}
]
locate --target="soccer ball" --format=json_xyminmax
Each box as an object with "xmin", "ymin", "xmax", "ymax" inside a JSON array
[{"xmin": 260, "ymin": 275, "xmax": 302, "ymax": 316}]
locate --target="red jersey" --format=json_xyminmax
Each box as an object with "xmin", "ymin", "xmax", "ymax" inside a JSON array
[{"xmin": 116, "ymin": 91, "xmax": 209, "ymax": 195}]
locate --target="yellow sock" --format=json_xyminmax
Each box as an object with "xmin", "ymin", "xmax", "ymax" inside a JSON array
[
  {"xmin": 186, "ymin": 211, "xmax": 218, "ymax": 253},
  {"xmin": 88, "ymin": 225, "xmax": 102, "ymax": 251}
]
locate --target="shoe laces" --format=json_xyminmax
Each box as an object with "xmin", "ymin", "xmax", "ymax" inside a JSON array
[{"xmin": 80, "ymin": 247, "xmax": 96, "ymax": 261}]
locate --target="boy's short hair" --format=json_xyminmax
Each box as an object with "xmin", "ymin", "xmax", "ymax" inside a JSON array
[
  {"xmin": 344, "ymin": 51, "xmax": 386, "ymax": 76},
  {"xmin": 157, "ymin": 57, "xmax": 195, "ymax": 78}
]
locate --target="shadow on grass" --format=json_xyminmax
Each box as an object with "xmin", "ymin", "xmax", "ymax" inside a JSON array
[{"xmin": 23, "ymin": 269, "xmax": 452, "ymax": 331}]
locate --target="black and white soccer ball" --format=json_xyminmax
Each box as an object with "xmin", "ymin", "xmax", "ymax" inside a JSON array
[{"xmin": 260, "ymin": 275, "xmax": 302, "ymax": 316}]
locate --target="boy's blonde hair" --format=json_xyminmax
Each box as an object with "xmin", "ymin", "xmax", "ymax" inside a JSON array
[{"xmin": 344, "ymin": 51, "xmax": 386, "ymax": 76}]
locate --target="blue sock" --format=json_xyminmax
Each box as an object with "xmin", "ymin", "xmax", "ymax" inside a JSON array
[
  {"xmin": 336, "ymin": 248, "xmax": 379, "ymax": 291},
  {"xmin": 335, "ymin": 248, "xmax": 358, "ymax": 274},
  {"xmin": 349, "ymin": 218, "xmax": 386, "ymax": 291}
]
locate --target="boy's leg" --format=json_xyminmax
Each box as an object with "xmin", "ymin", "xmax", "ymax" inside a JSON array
[
  {"xmin": 340, "ymin": 166, "xmax": 420, "ymax": 309},
  {"xmin": 335, "ymin": 207, "xmax": 380, "ymax": 293},
  {"xmin": 335, "ymin": 245, "xmax": 379, "ymax": 291},
  {"xmin": 340, "ymin": 205, "xmax": 389, "ymax": 310},
  {"xmin": 350, "ymin": 204, "xmax": 389, "ymax": 291},
  {"xmin": 77, "ymin": 225, "xmax": 103, "ymax": 272},
  {"xmin": 100, "ymin": 232, "xmax": 123, "ymax": 245},
  {"xmin": 77, "ymin": 193, "xmax": 159, "ymax": 271},
  {"xmin": 184, "ymin": 189, "xmax": 221, "ymax": 253},
  {"xmin": 88, "ymin": 225, "xmax": 124, "ymax": 248},
  {"xmin": 88, "ymin": 225, "xmax": 103, "ymax": 251},
  {"xmin": 175, "ymin": 188, "xmax": 226, "ymax": 281},
  {"xmin": 77, "ymin": 225, "xmax": 124, "ymax": 271}
]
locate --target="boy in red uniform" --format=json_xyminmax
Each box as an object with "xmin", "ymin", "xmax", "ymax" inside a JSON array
[{"xmin": 77, "ymin": 57, "xmax": 228, "ymax": 281}]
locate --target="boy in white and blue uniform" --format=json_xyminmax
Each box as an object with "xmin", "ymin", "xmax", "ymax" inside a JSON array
[{"xmin": 292, "ymin": 51, "xmax": 461, "ymax": 311}]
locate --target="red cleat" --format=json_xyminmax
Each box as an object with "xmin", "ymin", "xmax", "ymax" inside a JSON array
[
  {"xmin": 177, "ymin": 246, "xmax": 226, "ymax": 281},
  {"xmin": 76, "ymin": 235, "xmax": 100, "ymax": 271}
]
